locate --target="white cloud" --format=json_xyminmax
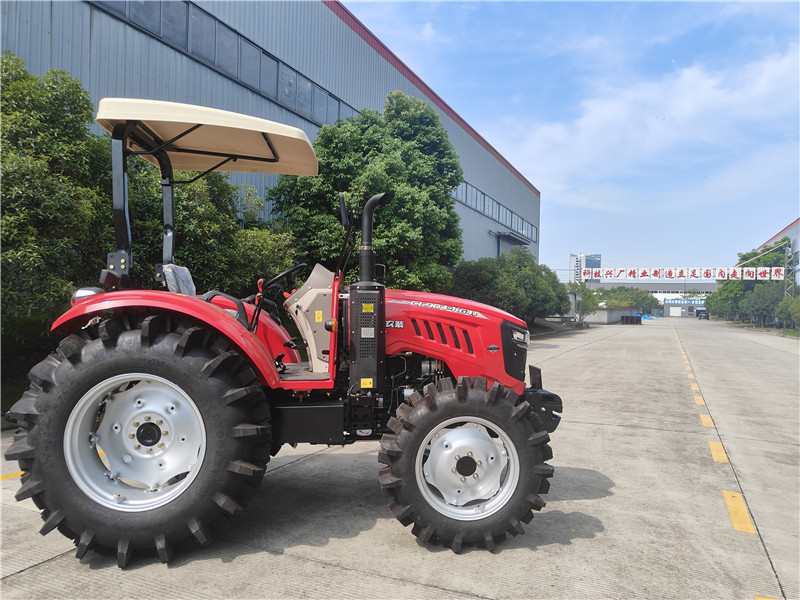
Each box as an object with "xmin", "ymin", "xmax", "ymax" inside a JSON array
[
  {"xmin": 480, "ymin": 43, "xmax": 799, "ymax": 214},
  {"xmin": 420, "ymin": 22, "xmax": 436, "ymax": 42}
]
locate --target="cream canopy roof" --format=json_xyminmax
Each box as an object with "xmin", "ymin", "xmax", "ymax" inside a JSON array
[{"xmin": 96, "ymin": 98, "xmax": 318, "ymax": 176}]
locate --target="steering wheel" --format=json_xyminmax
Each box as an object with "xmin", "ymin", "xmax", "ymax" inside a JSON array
[{"xmin": 262, "ymin": 263, "xmax": 308, "ymax": 292}]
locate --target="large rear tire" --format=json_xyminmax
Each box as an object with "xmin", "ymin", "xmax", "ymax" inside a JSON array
[
  {"xmin": 378, "ymin": 377, "xmax": 553, "ymax": 552},
  {"xmin": 4, "ymin": 315, "xmax": 270, "ymax": 567}
]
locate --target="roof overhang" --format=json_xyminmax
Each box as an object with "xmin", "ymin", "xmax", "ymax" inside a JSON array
[{"xmin": 495, "ymin": 230, "xmax": 531, "ymax": 245}]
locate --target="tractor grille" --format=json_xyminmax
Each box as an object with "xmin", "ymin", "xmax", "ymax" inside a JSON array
[{"xmin": 410, "ymin": 319, "xmax": 474, "ymax": 354}]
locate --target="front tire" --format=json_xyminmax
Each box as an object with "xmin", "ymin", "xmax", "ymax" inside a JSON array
[
  {"xmin": 378, "ymin": 377, "xmax": 553, "ymax": 552},
  {"xmin": 4, "ymin": 315, "xmax": 270, "ymax": 567}
]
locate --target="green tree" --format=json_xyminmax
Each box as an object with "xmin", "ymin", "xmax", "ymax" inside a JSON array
[
  {"xmin": 774, "ymin": 295, "xmax": 800, "ymax": 329},
  {"xmin": 739, "ymin": 283, "xmax": 784, "ymax": 327},
  {"xmin": 0, "ymin": 52, "xmax": 298, "ymax": 347},
  {"xmin": 566, "ymin": 281, "xmax": 600, "ymax": 319},
  {"xmin": 125, "ymin": 159, "xmax": 297, "ymax": 298},
  {"xmin": 705, "ymin": 236, "xmax": 791, "ymax": 321},
  {"xmin": 269, "ymin": 91, "xmax": 463, "ymax": 291},
  {"xmin": 451, "ymin": 247, "xmax": 569, "ymax": 326},
  {"xmin": 1, "ymin": 52, "xmax": 112, "ymax": 342},
  {"xmin": 598, "ymin": 286, "xmax": 660, "ymax": 310},
  {"xmin": 705, "ymin": 280, "xmax": 746, "ymax": 319}
]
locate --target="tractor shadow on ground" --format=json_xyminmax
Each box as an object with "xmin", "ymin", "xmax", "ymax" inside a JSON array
[
  {"xmin": 219, "ymin": 456, "xmax": 614, "ymax": 558},
  {"xmin": 501, "ymin": 465, "xmax": 613, "ymax": 551},
  {"xmin": 212, "ymin": 446, "xmax": 388, "ymax": 554},
  {"xmin": 78, "ymin": 455, "xmax": 613, "ymax": 568},
  {"xmin": 416, "ymin": 464, "xmax": 614, "ymax": 555}
]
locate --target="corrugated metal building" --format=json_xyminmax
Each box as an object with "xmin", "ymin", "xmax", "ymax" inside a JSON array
[{"xmin": 2, "ymin": 0, "xmax": 541, "ymax": 261}]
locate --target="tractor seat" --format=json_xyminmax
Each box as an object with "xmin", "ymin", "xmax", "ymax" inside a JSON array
[{"xmin": 162, "ymin": 263, "xmax": 197, "ymax": 297}]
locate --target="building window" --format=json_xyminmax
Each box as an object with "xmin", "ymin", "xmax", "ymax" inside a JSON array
[
  {"xmin": 91, "ymin": 0, "xmax": 359, "ymax": 128},
  {"xmin": 327, "ymin": 95, "xmax": 339, "ymax": 124},
  {"xmin": 260, "ymin": 53, "xmax": 278, "ymax": 99},
  {"xmin": 452, "ymin": 180, "xmax": 537, "ymax": 242},
  {"xmin": 477, "ymin": 191, "xmax": 487, "ymax": 213},
  {"xmin": 313, "ymin": 86, "xmax": 328, "ymax": 124},
  {"xmin": 130, "ymin": 1, "xmax": 160, "ymax": 34},
  {"xmin": 215, "ymin": 21, "xmax": 238, "ymax": 77},
  {"xmin": 278, "ymin": 64, "xmax": 297, "ymax": 109},
  {"xmin": 239, "ymin": 39, "xmax": 260, "ymax": 89},
  {"xmin": 189, "ymin": 5, "xmax": 215, "ymax": 65},
  {"xmin": 161, "ymin": 1, "xmax": 187, "ymax": 49},
  {"xmin": 296, "ymin": 75, "xmax": 313, "ymax": 118}
]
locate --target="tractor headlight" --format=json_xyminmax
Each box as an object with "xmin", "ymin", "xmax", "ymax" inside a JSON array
[
  {"xmin": 511, "ymin": 328, "xmax": 529, "ymax": 344},
  {"xmin": 71, "ymin": 287, "xmax": 105, "ymax": 306}
]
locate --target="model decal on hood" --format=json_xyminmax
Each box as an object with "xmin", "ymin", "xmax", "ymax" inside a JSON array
[{"xmin": 387, "ymin": 299, "xmax": 489, "ymax": 319}]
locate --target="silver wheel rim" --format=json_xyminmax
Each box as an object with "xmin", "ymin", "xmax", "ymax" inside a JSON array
[
  {"xmin": 415, "ymin": 416, "xmax": 520, "ymax": 521},
  {"xmin": 64, "ymin": 373, "xmax": 206, "ymax": 512}
]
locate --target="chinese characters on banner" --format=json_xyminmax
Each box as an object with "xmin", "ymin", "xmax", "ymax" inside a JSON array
[{"xmin": 577, "ymin": 267, "xmax": 786, "ymax": 280}]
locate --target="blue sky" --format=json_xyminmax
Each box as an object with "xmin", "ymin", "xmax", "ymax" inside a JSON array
[{"xmin": 341, "ymin": 1, "xmax": 799, "ymax": 277}]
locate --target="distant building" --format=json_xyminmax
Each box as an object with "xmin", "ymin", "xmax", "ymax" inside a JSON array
[
  {"xmin": 568, "ymin": 254, "xmax": 601, "ymax": 283},
  {"xmin": 757, "ymin": 218, "xmax": 799, "ymax": 276}
]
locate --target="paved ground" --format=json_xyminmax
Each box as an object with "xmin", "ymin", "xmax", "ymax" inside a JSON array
[{"xmin": 2, "ymin": 318, "xmax": 798, "ymax": 599}]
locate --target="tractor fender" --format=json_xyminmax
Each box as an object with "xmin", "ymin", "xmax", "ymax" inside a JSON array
[{"xmin": 52, "ymin": 290, "xmax": 283, "ymax": 388}]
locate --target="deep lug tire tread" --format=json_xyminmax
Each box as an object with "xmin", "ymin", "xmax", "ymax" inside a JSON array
[
  {"xmin": 378, "ymin": 376, "xmax": 553, "ymax": 552},
  {"xmin": 3, "ymin": 316, "xmax": 270, "ymax": 567}
]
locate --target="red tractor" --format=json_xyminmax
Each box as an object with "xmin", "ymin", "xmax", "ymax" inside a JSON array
[{"xmin": 5, "ymin": 99, "xmax": 562, "ymax": 566}]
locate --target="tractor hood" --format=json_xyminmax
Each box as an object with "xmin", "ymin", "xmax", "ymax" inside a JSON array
[
  {"xmin": 384, "ymin": 289, "xmax": 530, "ymax": 393},
  {"xmin": 386, "ymin": 289, "xmax": 527, "ymax": 329}
]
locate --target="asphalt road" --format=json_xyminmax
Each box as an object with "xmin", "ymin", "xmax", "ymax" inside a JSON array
[{"xmin": 2, "ymin": 318, "xmax": 798, "ymax": 599}]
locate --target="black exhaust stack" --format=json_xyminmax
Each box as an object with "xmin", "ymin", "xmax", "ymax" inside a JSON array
[
  {"xmin": 358, "ymin": 192, "xmax": 391, "ymax": 282},
  {"xmin": 349, "ymin": 193, "xmax": 391, "ymax": 402}
]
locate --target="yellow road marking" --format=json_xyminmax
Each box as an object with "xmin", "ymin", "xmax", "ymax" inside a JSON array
[
  {"xmin": 683, "ymin": 359, "xmax": 689, "ymax": 364},
  {"xmin": 685, "ymin": 366, "xmax": 692, "ymax": 370},
  {"xmin": 722, "ymin": 490, "xmax": 756, "ymax": 533},
  {"xmin": 694, "ymin": 396, "xmax": 705, "ymax": 405},
  {"xmin": 708, "ymin": 441, "xmax": 729, "ymax": 463},
  {"xmin": 755, "ymin": 596, "xmax": 780, "ymax": 600},
  {"xmin": 691, "ymin": 383, "xmax": 699, "ymax": 391},
  {"xmin": 700, "ymin": 414, "xmax": 714, "ymax": 427},
  {"xmin": 1, "ymin": 471, "xmax": 23, "ymax": 481},
  {"xmin": 688, "ymin": 373, "xmax": 695, "ymax": 379}
]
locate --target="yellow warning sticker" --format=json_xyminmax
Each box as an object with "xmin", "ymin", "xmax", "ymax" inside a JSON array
[
  {"xmin": 363, "ymin": 303, "xmax": 374, "ymax": 313},
  {"xmin": 361, "ymin": 378, "xmax": 373, "ymax": 389},
  {"xmin": 315, "ymin": 310, "xmax": 323, "ymax": 322}
]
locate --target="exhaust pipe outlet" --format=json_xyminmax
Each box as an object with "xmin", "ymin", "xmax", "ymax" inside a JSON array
[{"xmin": 359, "ymin": 192, "xmax": 392, "ymax": 283}]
